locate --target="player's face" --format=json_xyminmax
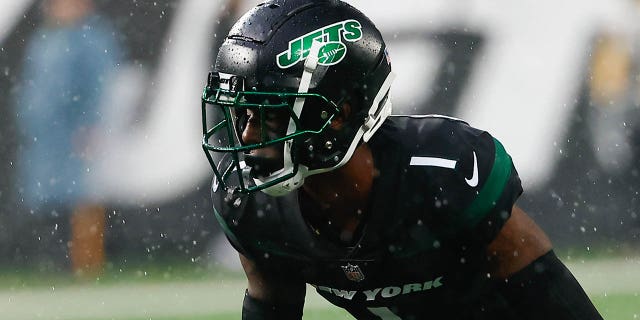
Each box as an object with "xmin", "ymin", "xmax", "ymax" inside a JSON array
[{"xmin": 238, "ymin": 106, "xmax": 290, "ymax": 177}]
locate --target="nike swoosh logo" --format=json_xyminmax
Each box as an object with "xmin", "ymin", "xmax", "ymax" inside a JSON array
[{"xmin": 465, "ymin": 151, "xmax": 479, "ymax": 187}]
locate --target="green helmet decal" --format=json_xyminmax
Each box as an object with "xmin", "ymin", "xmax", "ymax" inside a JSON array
[{"xmin": 276, "ymin": 19, "xmax": 362, "ymax": 69}]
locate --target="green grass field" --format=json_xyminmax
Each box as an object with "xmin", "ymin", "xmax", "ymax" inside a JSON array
[{"xmin": 0, "ymin": 256, "xmax": 638, "ymax": 320}]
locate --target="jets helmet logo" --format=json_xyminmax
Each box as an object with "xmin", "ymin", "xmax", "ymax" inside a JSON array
[{"xmin": 276, "ymin": 19, "xmax": 362, "ymax": 69}]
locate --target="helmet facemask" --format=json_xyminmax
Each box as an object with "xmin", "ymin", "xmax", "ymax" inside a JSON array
[
  {"xmin": 202, "ymin": 70, "xmax": 395, "ymax": 197},
  {"xmin": 202, "ymin": 54, "xmax": 342, "ymax": 196}
]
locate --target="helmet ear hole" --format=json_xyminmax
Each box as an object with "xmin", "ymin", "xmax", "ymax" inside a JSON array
[{"xmin": 330, "ymin": 102, "xmax": 352, "ymax": 130}]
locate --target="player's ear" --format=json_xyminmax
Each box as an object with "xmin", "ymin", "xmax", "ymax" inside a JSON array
[{"xmin": 330, "ymin": 102, "xmax": 351, "ymax": 130}]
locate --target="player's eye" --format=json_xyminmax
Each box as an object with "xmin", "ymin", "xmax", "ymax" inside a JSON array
[{"xmin": 234, "ymin": 107, "xmax": 249, "ymax": 134}]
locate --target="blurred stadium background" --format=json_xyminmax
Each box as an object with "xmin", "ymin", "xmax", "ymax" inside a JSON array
[{"xmin": 0, "ymin": 0, "xmax": 638, "ymax": 319}]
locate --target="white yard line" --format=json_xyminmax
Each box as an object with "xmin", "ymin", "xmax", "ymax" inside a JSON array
[{"xmin": 0, "ymin": 258, "xmax": 637, "ymax": 320}]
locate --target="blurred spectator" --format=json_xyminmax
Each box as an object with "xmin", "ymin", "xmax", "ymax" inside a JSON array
[
  {"xmin": 587, "ymin": 33, "xmax": 636, "ymax": 174},
  {"xmin": 585, "ymin": 31, "xmax": 640, "ymax": 238},
  {"xmin": 13, "ymin": 0, "xmax": 121, "ymax": 278}
]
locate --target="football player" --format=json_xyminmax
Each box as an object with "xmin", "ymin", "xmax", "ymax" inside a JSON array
[{"xmin": 200, "ymin": 0, "xmax": 603, "ymax": 319}]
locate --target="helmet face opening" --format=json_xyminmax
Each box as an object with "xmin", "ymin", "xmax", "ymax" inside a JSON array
[
  {"xmin": 201, "ymin": 71, "xmax": 340, "ymax": 194},
  {"xmin": 202, "ymin": 0, "xmax": 394, "ymax": 196}
]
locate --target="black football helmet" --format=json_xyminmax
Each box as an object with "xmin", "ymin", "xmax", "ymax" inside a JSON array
[{"xmin": 202, "ymin": 0, "xmax": 394, "ymax": 196}]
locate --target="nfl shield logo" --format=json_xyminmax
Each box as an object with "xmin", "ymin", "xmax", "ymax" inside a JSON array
[{"xmin": 341, "ymin": 263, "xmax": 365, "ymax": 282}]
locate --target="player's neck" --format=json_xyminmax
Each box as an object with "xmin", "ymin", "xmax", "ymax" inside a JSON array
[{"xmin": 301, "ymin": 144, "xmax": 377, "ymax": 232}]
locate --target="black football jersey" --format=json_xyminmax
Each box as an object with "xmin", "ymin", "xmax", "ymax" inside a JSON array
[{"xmin": 211, "ymin": 115, "xmax": 523, "ymax": 319}]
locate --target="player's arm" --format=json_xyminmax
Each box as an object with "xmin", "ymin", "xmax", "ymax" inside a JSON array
[
  {"xmin": 486, "ymin": 205, "xmax": 552, "ymax": 278},
  {"xmin": 240, "ymin": 253, "xmax": 307, "ymax": 320},
  {"xmin": 487, "ymin": 205, "xmax": 603, "ymax": 319}
]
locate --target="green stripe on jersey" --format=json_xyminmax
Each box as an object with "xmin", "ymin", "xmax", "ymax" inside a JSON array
[{"xmin": 461, "ymin": 138, "xmax": 512, "ymax": 227}]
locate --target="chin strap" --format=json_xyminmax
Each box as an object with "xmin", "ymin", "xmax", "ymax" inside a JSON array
[
  {"xmin": 256, "ymin": 41, "xmax": 323, "ymax": 196},
  {"xmin": 286, "ymin": 40, "xmax": 322, "ymax": 136}
]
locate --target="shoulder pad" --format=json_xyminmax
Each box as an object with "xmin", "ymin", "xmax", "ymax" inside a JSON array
[{"xmin": 389, "ymin": 115, "xmax": 522, "ymax": 235}]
